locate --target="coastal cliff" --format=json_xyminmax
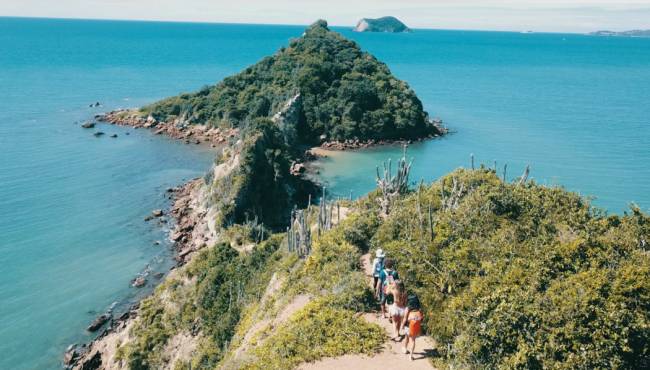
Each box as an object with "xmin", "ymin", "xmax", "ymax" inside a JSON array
[{"xmin": 353, "ymin": 16, "xmax": 411, "ymax": 33}]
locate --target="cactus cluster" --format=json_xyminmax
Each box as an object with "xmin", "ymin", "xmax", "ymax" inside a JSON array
[{"xmin": 375, "ymin": 145, "xmax": 412, "ymax": 216}]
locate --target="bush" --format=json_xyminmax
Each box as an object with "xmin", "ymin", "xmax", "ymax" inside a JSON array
[{"xmin": 369, "ymin": 169, "xmax": 650, "ymax": 368}]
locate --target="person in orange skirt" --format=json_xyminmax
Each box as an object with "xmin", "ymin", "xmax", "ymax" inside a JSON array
[{"xmin": 402, "ymin": 294, "xmax": 423, "ymax": 361}]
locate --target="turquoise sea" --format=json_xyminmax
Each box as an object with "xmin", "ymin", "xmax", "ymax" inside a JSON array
[{"xmin": 0, "ymin": 17, "xmax": 648, "ymax": 369}]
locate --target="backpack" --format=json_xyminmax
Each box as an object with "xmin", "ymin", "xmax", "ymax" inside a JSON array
[
  {"xmin": 382, "ymin": 269, "xmax": 397, "ymax": 293},
  {"xmin": 373, "ymin": 257, "xmax": 384, "ymax": 277}
]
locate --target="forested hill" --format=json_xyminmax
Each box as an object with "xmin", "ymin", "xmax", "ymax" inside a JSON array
[{"xmin": 142, "ymin": 20, "xmax": 440, "ymax": 143}]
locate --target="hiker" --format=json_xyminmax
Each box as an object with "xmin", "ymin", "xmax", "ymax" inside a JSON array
[
  {"xmin": 371, "ymin": 248, "xmax": 385, "ymax": 293},
  {"xmin": 375, "ymin": 258, "xmax": 399, "ymax": 319},
  {"xmin": 402, "ymin": 294, "xmax": 424, "ymax": 361},
  {"xmin": 388, "ymin": 280, "xmax": 408, "ymax": 340}
]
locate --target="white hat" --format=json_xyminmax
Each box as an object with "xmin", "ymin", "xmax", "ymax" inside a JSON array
[{"xmin": 375, "ymin": 249, "xmax": 385, "ymax": 258}]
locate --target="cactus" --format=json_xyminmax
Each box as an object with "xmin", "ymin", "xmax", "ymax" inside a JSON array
[
  {"xmin": 287, "ymin": 207, "xmax": 311, "ymax": 257},
  {"xmin": 517, "ymin": 165, "xmax": 530, "ymax": 186},
  {"xmin": 376, "ymin": 145, "xmax": 412, "ymax": 216},
  {"xmin": 441, "ymin": 177, "xmax": 465, "ymax": 211}
]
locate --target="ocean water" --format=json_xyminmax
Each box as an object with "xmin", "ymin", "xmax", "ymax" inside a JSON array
[
  {"xmin": 0, "ymin": 17, "xmax": 649, "ymax": 369},
  {"xmin": 317, "ymin": 29, "xmax": 650, "ymax": 213}
]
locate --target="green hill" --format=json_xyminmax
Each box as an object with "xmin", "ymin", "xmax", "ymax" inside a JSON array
[{"xmin": 142, "ymin": 20, "xmax": 439, "ymax": 144}]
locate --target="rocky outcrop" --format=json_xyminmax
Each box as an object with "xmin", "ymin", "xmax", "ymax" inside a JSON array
[
  {"xmin": 97, "ymin": 110, "xmax": 239, "ymax": 147},
  {"xmin": 272, "ymin": 93, "xmax": 303, "ymax": 144},
  {"xmin": 354, "ymin": 16, "xmax": 411, "ymax": 33},
  {"xmin": 87, "ymin": 314, "xmax": 111, "ymax": 332}
]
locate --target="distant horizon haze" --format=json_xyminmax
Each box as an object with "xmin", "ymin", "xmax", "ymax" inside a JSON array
[{"xmin": 2, "ymin": 0, "xmax": 650, "ymax": 33}]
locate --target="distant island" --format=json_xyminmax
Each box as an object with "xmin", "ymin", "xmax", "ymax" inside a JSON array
[
  {"xmin": 589, "ymin": 29, "xmax": 650, "ymax": 38},
  {"xmin": 353, "ymin": 16, "xmax": 411, "ymax": 33}
]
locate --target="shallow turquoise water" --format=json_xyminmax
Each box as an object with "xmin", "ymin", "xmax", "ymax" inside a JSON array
[{"xmin": 0, "ymin": 17, "xmax": 649, "ymax": 369}]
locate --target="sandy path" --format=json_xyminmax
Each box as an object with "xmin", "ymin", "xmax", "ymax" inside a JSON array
[{"xmin": 299, "ymin": 254, "xmax": 437, "ymax": 370}]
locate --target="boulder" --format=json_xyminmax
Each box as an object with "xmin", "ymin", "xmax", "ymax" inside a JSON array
[
  {"xmin": 87, "ymin": 314, "xmax": 110, "ymax": 332},
  {"xmin": 93, "ymin": 132, "xmax": 104, "ymax": 137},
  {"xmin": 171, "ymin": 231, "xmax": 184, "ymax": 242},
  {"xmin": 81, "ymin": 122, "xmax": 95, "ymax": 129},
  {"xmin": 63, "ymin": 345, "xmax": 78, "ymax": 366},
  {"xmin": 78, "ymin": 350, "xmax": 102, "ymax": 370},
  {"xmin": 152, "ymin": 209, "xmax": 164, "ymax": 217},
  {"xmin": 131, "ymin": 276, "xmax": 146, "ymax": 288},
  {"xmin": 110, "ymin": 134, "xmax": 118, "ymax": 138}
]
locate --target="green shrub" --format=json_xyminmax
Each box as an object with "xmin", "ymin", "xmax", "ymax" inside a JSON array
[
  {"xmin": 369, "ymin": 168, "xmax": 650, "ymax": 369},
  {"xmin": 242, "ymin": 297, "xmax": 384, "ymax": 370}
]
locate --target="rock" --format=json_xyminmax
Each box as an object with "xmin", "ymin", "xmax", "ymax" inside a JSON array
[
  {"xmin": 87, "ymin": 314, "xmax": 110, "ymax": 332},
  {"xmin": 63, "ymin": 345, "xmax": 78, "ymax": 366},
  {"xmin": 78, "ymin": 350, "xmax": 102, "ymax": 370},
  {"xmin": 132, "ymin": 276, "xmax": 146, "ymax": 288},
  {"xmin": 93, "ymin": 132, "xmax": 104, "ymax": 137},
  {"xmin": 290, "ymin": 162, "xmax": 306, "ymax": 175},
  {"xmin": 125, "ymin": 132, "xmax": 130, "ymax": 135},
  {"xmin": 144, "ymin": 215, "xmax": 154, "ymax": 222},
  {"xmin": 81, "ymin": 122, "xmax": 95, "ymax": 129},
  {"xmin": 153, "ymin": 272, "xmax": 164, "ymax": 279},
  {"xmin": 110, "ymin": 134, "xmax": 117, "ymax": 138},
  {"xmin": 171, "ymin": 231, "xmax": 183, "ymax": 242},
  {"xmin": 152, "ymin": 209, "xmax": 164, "ymax": 217}
]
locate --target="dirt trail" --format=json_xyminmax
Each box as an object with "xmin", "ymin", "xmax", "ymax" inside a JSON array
[{"xmin": 299, "ymin": 254, "xmax": 437, "ymax": 370}]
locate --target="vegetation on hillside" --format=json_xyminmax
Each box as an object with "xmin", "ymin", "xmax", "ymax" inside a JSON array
[
  {"xmin": 112, "ymin": 164, "xmax": 649, "ymax": 369},
  {"xmin": 113, "ymin": 205, "xmax": 386, "ymax": 370},
  {"xmin": 355, "ymin": 168, "xmax": 650, "ymax": 369},
  {"xmin": 142, "ymin": 20, "xmax": 439, "ymax": 143}
]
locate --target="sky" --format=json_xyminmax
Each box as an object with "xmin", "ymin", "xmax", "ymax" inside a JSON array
[{"xmin": 2, "ymin": 0, "xmax": 650, "ymax": 33}]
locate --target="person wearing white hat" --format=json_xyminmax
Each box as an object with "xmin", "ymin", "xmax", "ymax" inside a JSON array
[{"xmin": 372, "ymin": 248, "xmax": 385, "ymax": 299}]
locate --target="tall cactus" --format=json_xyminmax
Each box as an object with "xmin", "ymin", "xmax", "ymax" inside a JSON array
[
  {"xmin": 287, "ymin": 207, "xmax": 311, "ymax": 257},
  {"xmin": 376, "ymin": 145, "xmax": 412, "ymax": 216}
]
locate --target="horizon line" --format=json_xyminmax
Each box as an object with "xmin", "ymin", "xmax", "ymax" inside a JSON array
[{"xmin": 0, "ymin": 15, "xmax": 601, "ymax": 35}]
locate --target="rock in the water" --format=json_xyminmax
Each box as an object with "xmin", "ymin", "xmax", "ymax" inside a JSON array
[
  {"xmin": 290, "ymin": 162, "xmax": 306, "ymax": 175},
  {"xmin": 132, "ymin": 276, "xmax": 146, "ymax": 288},
  {"xmin": 63, "ymin": 345, "xmax": 78, "ymax": 366},
  {"xmin": 81, "ymin": 122, "xmax": 95, "ymax": 129},
  {"xmin": 152, "ymin": 209, "xmax": 164, "ymax": 217},
  {"xmin": 153, "ymin": 272, "xmax": 164, "ymax": 279},
  {"xmin": 87, "ymin": 314, "xmax": 110, "ymax": 332},
  {"xmin": 110, "ymin": 134, "xmax": 118, "ymax": 138},
  {"xmin": 93, "ymin": 132, "xmax": 104, "ymax": 137},
  {"xmin": 353, "ymin": 16, "xmax": 410, "ymax": 33}
]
